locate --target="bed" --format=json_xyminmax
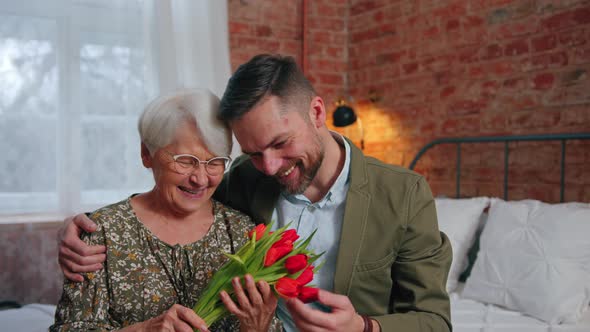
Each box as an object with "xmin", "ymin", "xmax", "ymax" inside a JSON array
[
  {"xmin": 2, "ymin": 133, "xmax": 589, "ymax": 332},
  {"xmin": 409, "ymin": 132, "xmax": 590, "ymax": 332}
]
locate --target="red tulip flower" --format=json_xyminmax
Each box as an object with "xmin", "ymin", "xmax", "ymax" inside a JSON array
[
  {"xmin": 277, "ymin": 229, "xmax": 299, "ymax": 245},
  {"xmin": 248, "ymin": 224, "xmax": 266, "ymax": 241},
  {"xmin": 264, "ymin": 241, "xmax": 294, "ymax": 266},
  {"xmin": 285, "ymin": 254, "xmax": 308, "ymax": 274},
  {"xmin": 193, "ymin": 222, "xmax": 323, "ymax": 328},
  {"xmin": 296, "ymin": 265, "xmax": 314, "ymax": 285},
  {"xmin": 275, "ymin": 277, "xmax": 301, "ymax": 298},
  {"xmin": 298, "ymin": 286, "xmax": 319, "ymax": 303}
]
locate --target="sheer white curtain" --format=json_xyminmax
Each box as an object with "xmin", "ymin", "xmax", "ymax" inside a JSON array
[{"xmin": 0, "ymin": 0, "xmax": 231, "ymax": 217}]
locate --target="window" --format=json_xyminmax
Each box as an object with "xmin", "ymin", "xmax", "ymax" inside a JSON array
[
  {"xmin": 0, "ymin": 0, "xmax": 232, "ymax": 219},
  {"xmin": 0, "ymin": 1, "xmax": 155, "ymax": 216}
]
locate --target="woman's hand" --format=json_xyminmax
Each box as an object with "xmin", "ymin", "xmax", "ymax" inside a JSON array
[
  {"xmin": 129, "ymin": 304, "xmax": 210, "ymax": 332},
  {"xmin": 220, "ymin": 274, "xmax": 278, "ymax": 332}
]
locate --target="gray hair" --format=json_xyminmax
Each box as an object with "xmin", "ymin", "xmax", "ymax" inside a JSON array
[{"xmin": 138, "ymin": 89, "xmax": 232, "ymax": 157}]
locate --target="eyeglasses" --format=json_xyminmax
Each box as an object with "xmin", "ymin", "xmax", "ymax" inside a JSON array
[{"xmin": 166, "ymin": 151, "xmax": 231, "ymax": 176}]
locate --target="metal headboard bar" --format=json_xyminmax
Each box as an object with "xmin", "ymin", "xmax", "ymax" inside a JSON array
[{"xmin": 408, "ymin": 133, "xmax": 590, "ymax": 202}]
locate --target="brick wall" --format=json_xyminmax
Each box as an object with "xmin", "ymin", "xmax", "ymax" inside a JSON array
[
  {"xmin": 347, "ymin": 0, "xmax": 590, "ymax": 202},
  {"xmin": 228, "ymin": 0, "xmax": 348, "ymax": 105},
  {"xmin": 228, "ymin": 0, "xmax": 590, "ymax": 202}
]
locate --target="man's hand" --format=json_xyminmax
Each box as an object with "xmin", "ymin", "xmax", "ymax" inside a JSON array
[
  {"xmin": 286, "ymin": 289, "xmax": 377, "ymax": 332},
  {"xmin": 57, "ymin": 213, "xmax": 106, "ymax": 282}
]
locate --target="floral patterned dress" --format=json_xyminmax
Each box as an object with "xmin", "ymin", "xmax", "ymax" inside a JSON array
[{"xmin": 51, "ymin": 197, "xmax": 281, "ymax": 331}]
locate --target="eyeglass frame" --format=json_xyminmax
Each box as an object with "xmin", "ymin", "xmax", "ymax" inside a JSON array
[{"xmin": 164, "ymin": 151, "xmax": 231, "ymax": 176}]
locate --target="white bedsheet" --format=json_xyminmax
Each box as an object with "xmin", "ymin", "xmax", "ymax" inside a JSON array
[
  {"xmin": 451, "ymin": 285, "xmax": 590, "ymax": 332},
  {"xmin": 2, "ymin": 298, "xmax": 590, "ymax": 332},
  {"xmin": 0, "ymin": 304, "xmax": 55, "ymax": 332}
]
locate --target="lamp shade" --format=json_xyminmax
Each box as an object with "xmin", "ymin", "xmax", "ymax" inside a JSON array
[{"xmin": 333, "ymin": 105, "xmax": 357, "ymax": 127}]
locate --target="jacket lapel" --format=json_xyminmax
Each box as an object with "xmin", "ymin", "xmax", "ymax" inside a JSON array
[{"xmin": 333, "ymin": 141, "xmax": 370, "ymax": 295}]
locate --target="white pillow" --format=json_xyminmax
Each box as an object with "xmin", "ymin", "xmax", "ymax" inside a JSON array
[
  {"xmin": 435, "ymin": 197, "xmax": 489, "ymax": 292},
  {"xmin": 462, "ymin": 199, "xmax": 590, "ymax": 324}
]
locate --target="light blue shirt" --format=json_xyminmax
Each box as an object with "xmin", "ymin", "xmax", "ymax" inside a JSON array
[{"xmin": 271, "ymin": 133, "xmax": 351, "ymax": 332}]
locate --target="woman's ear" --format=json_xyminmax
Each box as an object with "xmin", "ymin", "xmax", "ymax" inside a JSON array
[{"xmin": 141, "ymin": 143, "xmax": 153, "ymax": 168}]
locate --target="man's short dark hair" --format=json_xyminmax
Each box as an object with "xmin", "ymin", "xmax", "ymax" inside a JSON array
[{"xmin": 219, "ymin": 54, "xmax": 316, "ymax": 122}]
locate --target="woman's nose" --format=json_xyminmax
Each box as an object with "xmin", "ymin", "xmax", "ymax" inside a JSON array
[{"xmin": 188, "ymin": 165, "xmax": 208, "ymax": 185}]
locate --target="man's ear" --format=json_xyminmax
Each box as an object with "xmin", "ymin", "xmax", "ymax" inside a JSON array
[
  {"xmin": 307, "ymin": 96, "xmax": 326, "ymax": 128},
  {"xmin": 140, "ymin": 143, "xmax": 153, "ymax": 168}
]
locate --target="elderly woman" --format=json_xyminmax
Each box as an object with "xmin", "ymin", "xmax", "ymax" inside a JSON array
[{"xmin": 50, "ymin": 89, "xmax": 279, "ymax": 332}]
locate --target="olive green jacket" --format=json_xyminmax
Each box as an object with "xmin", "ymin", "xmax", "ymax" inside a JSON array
[{"xmin": 214, "ymin": 140, "xmax": 452, "ymax": 332}]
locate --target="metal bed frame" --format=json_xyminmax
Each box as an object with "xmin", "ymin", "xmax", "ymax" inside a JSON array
[{"xmin": 408, "ymin": 133, "xmax": 590, "ymax": 202}]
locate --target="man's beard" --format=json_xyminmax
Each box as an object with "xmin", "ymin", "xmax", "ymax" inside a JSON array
[{"xmin": 278, "ymin": 138, "xmax": 324, "ymax": 195}]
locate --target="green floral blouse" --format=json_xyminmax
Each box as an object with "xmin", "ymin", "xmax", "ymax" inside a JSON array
[{"xmin": 51, "ymin": 197, "xmax": 281, "ymax": 331}]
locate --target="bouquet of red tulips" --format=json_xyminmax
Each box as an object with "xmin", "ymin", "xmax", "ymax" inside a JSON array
[{"xmin": 193, "ymin": 222, "xmax": 323, "ymax": 328}]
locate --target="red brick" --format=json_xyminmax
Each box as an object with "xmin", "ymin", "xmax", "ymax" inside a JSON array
[
  {"xmin": 559, "ymin": 28, "xmax": 587, "ymax": 46},
  {"xmin": 447, "ymin": 99, "xmax": 488, "ymax": 116},
  {"xmin": 316, "ymin": 3, "xmax": 347, "ymax": 17},
  {"xmin": 421, "ymin": 55, "xmax": 453, "ymax": 72},
  {"xmin": 317, "ymin": 73, "xmax": 344, "ymax": 85},
  {"xmin": 307, "ymin": 17, "xmax": 346, "ymax": 31},
  {"xmin": 572, "ymin": 45, "xmax": 590, "ymax": 64},
  {"xmin": 256, "ymin": 25, "xmax": 273, "ymax": 37},
  {"xmin": 441, "ymin": 117, "xmax": 480, "ymax": 135},
  {"xmin": 257, "ymin": 39, "xmax": 281, "ymax": 51},
  {"xmin": 533, "ymin": 73, "xmax": 555, "ymax": 90},
  {"xmin": 309, "ymin": 58, "xmax": 347, "ymax": 72},
  {"xmin": 232, "ymin": 36, "xmax": 259, "ymax": 49},
  {"xmin": 541, "ymin": 6, "xmax": 590, "ymax": 31},
  {"xmin": 230, "ymin": 22, "xmax": 251, "ymax": 34},
  {"xmin": 376, "ymin": 51, "xmax": 405, "ymax": 65},
  {"xmin": 532, "ymin": 34, "xmax": 557, "ymax": 52},
  {"xmin": 504, "ymin": 39, "xmax": 530, "ymax": 56},
  {"xmin": 440, "ymin": 86, "xmax": 456, "ymax": 99},
  {"xmin": 379, "ymin": 23, "xmax": 397, "ymax": 36},
  {"xmin": 374, "ymin": 10, "xmax": 384, "ymax": 22},
  {"xmin": 481, "ymin": 80, "xmax": 500, "ymax": 98},
  {"xmin": 492, "ymin": 19, "xmax": 540, "ymax": 39},
  {"xmin": 469, "ymin": 65, "xmax": 486, "ymax": 78},
  {"xmin": 489, "ymin": 61, "xmax": 516, "ymax": 76},
  {"xmin": 509, "ymin": 110, "xmax": 560, "ymax": 128},
  {"xmin": 462, "ymin": 15, "xmax": 485, "ymax": 29},
  {"xmin": 481, "ymin": 44, "xmax": 503, "ymax": 60},
  {"xmin": 423, "ymin": 26, "xmax": 441, "ymax": 38},
  {"xmin": 402, "ymin": 62, "xmax": 419, "ymax": 75},
  {"xmin": 351, "ymin": 27, "xmax": 379, "ymax": 43},
  {"xmin": 498, "ymin": 94, "xmax": 539, "ymax": 110},
  {"xmin": 325, "ymin": 46, "xmax": 344, "ymax": 58},
  {"xmin": 351, "ymin": 1, "xmax": 379, "ymax": 14},
  {"xmin": 458, "ymin": 46, "xmax": 479, "ymax": 63},
  {"xmin": 279, "ymin": 41, "xmax": 301, "ymax": 59},
  {"xmin": 572, "ymin": 6, "xmax": 590, "ymax": 25},
  {"xmin": 525, "ymin": 51, "xmax": 569, "ymax": 70},
  {"xmin": 446, "ymin": 19, "xmax": 460, "ymax": 31},
  {"xmin": 503, "ymin": 77, "xmax": 527, "ymax": 90},
  {"xmin": 481, "ymin": 113, "xmax": 508, "ymax": 132},
  {"xmin": 560, "ymin": 105, "xmax": 590, "ymax": 127}
]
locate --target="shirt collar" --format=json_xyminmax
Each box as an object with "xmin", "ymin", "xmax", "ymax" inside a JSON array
[{"xmin": 282, "ymin": 131, "xmax": 351, "ymax": 208}]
